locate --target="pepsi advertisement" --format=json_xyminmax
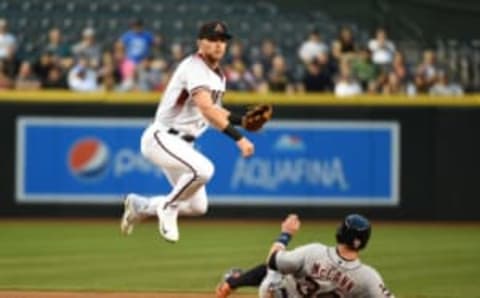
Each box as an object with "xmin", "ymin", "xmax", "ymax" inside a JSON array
[{"xmin": 16, "ymin": 117, "xmax": 400, "ymax": 206}]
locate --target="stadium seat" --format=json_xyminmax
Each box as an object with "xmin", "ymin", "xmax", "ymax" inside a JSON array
[{"xmin": 0, "ymin": 0, "xmax": 473, "ymax": 88}]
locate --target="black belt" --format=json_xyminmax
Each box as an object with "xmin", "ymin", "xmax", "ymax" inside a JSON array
[{"xmin": 167, "ymin": 128, "xmax": 196, "ymax": 143}]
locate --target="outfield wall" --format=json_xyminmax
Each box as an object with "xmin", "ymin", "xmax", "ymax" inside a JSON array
[{"xmin": 0, "ymin": 92, "xmax": 479, "ymax": 220}]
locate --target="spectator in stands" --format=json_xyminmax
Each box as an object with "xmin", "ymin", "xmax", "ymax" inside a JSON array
[
  {"xmin": 415, "ymin": 49, "xmax": 440, "ymax": 92},
  {"xmin": 72, "ymin": 27, "xmax": 101, "ymax": 68},
  {"xmin": 332, "ymin": 26, "xmax": 356, "ymax": 58},
  {"xmin": 42, "ymin": 66, "xmax": 68, "ymax": 89},
  {"xmin": 167, "ymin": 42, "xmax": 185, "ymax": 73},
  {"xmin": 391, "ymin": 51, "xmax": 409, "ymax": 84},
  {"xmin": 225, "ymin": 40, "xmax": 249, "ymax": 66},
  {"xmin": 135, "ymin": 56, "xmax": 163, "ymax": 91},
  {"xmin": 119, "ymin": 18, "xmax": 154, "ymax": 65},
  {"xmin": 368, "ymin": 28, "xmax": 396, "ymax": 68},
  {"xmin": 381, "ymin": 72, "xmax": 406, "ymax": 94},
  {"xmin": 0, "ymin": 19, "xmax": 16, "ymax": 60},
  {"xmin": 151, "ymin": 33, "xmax": 169, "ymax": 61},
  {"xmin": 315, "ymin": 52, "xmax": 338, "ymax": 79},
  {"xmin": 301, "ymin": 61, "xmax": 334, "ymax": 92},
  {"xmin": 15, "ymin": 61, "xmax": 41, "ymax": 90},
  {"xmin": 335, "ymin": 61, "xmax": 362, "ymax": 97},
  {"xmin": 44, "ymin": 27, "xmax": 72, "ymax": 68},
  {"xmin": 67, "ymin": 56, "xmax": 98, "ymax": 92},
  {"xmin": 298, "ymin": 30, "xmax": 328, "ymax": 65},
  {"xmin": 225, "ymin": 59, "xmax": 252, "ymax": 91},
  {"xmin": 351, "ymin": 47, "xmax": 379, "ymax": 90},
  {"xmin": 267, "ymin": 54, "xmax": 294, "ymax": 93},
  {"xmin": 225, "ymin": 41, "xmax": 251, "ymax": 91},
  {"xmin": 98, "ymin": 50, "xmax": 122, "ymax": 89},
  {"xmin": 96, "ymin": 50, "xmax": 119, "ymax": 92},
  {"xmin": 146, "ymin": 35, "xmax": 168, "ymax": 86},
  {"xmin": 0, "ymin": 60, "xmax": 13, "ymax": 89},
  {"xmin": 330, "ymin": 39, "xmax": 341, "ymax": 61},
  {"xmin": 100, "ymin": 75, "xmax": 117, "ymax": 92},
  {"xmin": 248, "ymin": 62, "xmax": 269, "ymax": 93},
  {"xmin": 429, "ymin": 70, "xmax": 464, "ymax": 96},
  {"xmin": 33, "ymin": 50, "xmax": 56, "ymax": 85},
  {"xmin": 258, "ymin": 39, "xmax": 278, "ymax": 74},
  {"xmin": 2, "ymin": 45, "xmax": 20, "ymax": 80},
  {"xmin": 150, "ymin": 59, "xmax": 168, "ymax": 91},
  {"xmin": 112, "ymin": 41, "xmax": 136, "ymax": 91}
]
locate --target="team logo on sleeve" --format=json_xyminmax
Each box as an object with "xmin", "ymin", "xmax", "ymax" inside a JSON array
[
  {"xmin": 353, "ymin": 238, "xmax": 362, "ymax": 249},
  {"xmin": 68, "ymin": 138, "xmax": 110, "ymax": 179},
  {"xmin": 379, "ymin": 284, "xmax": 393, "ymax": 297}
]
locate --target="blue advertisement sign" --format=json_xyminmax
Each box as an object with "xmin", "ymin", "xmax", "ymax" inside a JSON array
[{"xmin": 16, "ymin": 117, "xmax": 399, "ymax": 206}]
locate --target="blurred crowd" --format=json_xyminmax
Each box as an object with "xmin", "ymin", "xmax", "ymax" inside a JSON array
[{"xmin": 0, "ymin": 17, "xmax": 466, "ymax": 96}]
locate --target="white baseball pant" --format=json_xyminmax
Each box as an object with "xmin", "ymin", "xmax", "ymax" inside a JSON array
[{"xmin": 138, "ymin": 122, "xmax": 214, "ymax": 216}]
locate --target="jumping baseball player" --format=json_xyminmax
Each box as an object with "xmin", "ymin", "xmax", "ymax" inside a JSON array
[
  {"xmin": 217, "ymin": 214, "xmax": 394, "ymax": 297},
  {"xmin": 120, "ymin": 20, "xmax": 272, "ymax": 242}
]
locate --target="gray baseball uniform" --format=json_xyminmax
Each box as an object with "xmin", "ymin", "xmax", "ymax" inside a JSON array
[{"xmin": 260, "ymin": 243, "xmax": 394, "ymax": 298}]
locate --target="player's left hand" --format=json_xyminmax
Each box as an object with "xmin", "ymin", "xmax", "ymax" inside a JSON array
[
  {"xmin": 281, "ymin": 214, "xmax": 301, "ymax": 235},
  {"xmin": 236, "ymin": 137, "xmax": 254, "ymax": 158}
]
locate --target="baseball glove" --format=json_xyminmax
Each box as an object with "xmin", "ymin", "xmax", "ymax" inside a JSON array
[{"xmin": 242, "ymin": 104, "xmax": 273, "ymax": 132}]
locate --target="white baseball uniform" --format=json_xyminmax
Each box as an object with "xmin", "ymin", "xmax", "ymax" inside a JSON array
[
  {"xmin": 261, "ymin": 243, "xmax": 394, "ymax": 298},
  {"xmin": 130, "ymin": 53, "xmax": 226, "ymax": 217}
]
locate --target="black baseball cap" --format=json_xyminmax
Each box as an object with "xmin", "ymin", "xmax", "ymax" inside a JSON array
[{"xmin": 197, "ymin": 21, "xmax": 232, "ymax": 40}]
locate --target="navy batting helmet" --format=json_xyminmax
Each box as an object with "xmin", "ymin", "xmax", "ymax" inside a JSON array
[{"xmin": 336, "ymin": 214, "xmax": 371, "ymax": 250}]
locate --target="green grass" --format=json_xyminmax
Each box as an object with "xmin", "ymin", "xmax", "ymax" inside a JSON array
[{"xmin": 0, "ymin": 219, "xmax": 479, "ymax": 297}]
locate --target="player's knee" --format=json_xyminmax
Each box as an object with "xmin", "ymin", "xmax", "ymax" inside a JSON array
[
  {"xmin": 193, "ymin": 202, "xmax": 208, "ymax": 215},
  {"xmin": 195, "ymin": 162, "xmax": 214, "ymax": 184}
]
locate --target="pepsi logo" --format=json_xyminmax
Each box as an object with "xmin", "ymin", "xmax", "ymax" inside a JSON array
[{"xmin": 68, "ymin": 138, "xmax": 110, "ymax": 179}]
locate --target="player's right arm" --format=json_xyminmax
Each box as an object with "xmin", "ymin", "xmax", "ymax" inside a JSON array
[
  {"xmin": 269, "ymin": 243, "xmax": 323, "ymax": 275},
  {"xmin": 192, "ymin": 90, "xmax": 254, "ymax": 157},
  {"xmin": 267, "ymin": 214, "xmax": 303, "ymax": 273}
]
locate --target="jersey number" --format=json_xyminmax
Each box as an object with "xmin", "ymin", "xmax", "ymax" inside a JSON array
[
  {"xmin": 296, "ymin": 276, "xmax": 320, "ymax": 297},
  {"xmin": 296, "ymin": 277, "xmax": 341, "ymax": 298}
]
